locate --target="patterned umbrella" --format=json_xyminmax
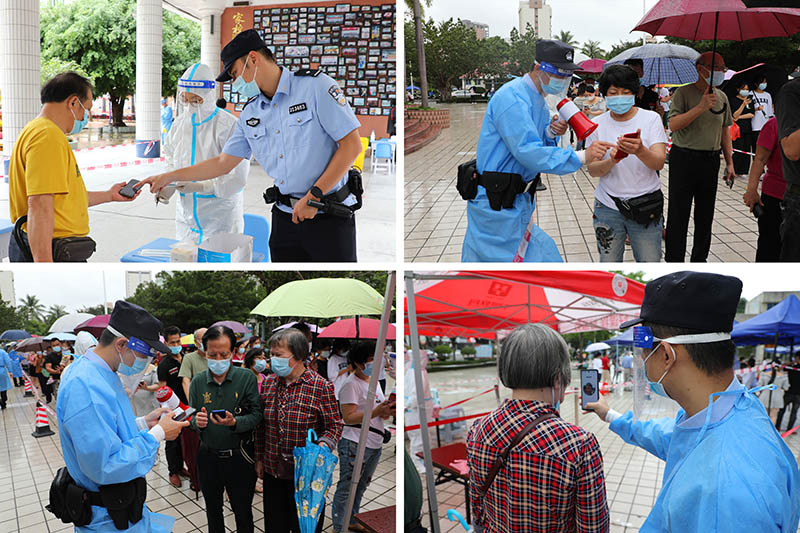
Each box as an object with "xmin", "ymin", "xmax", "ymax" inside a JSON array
[
  {"xmin": 294, "ymin": 429, "xmax": 338, "ymax": 533},
  {"xmin": 606, "ymin": 43, "xmax": 699, "ymax": 86}
]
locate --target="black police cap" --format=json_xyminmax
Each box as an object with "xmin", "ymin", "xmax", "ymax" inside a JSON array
[
  {"xmin": 535, "ymin": 39, "xmax": 580, "ymax": 72},
  {"xmin": 108, "ymin": 300, "xmax": 170, "ymax": 354},
  {"xmin": 217, "ymin": 29, "xmax": 268, "ymax": 82},
  {"xmin": 620, "ymin": 271, "xmax": 742, "ymax": 333}
]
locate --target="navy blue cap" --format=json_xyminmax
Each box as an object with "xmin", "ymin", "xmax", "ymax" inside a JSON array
[
  {"xmin": 620, "ymin": 272, "xmax": 742, "ymax": 332},
  {"xmin": 217, "ymin": 29, "xmax": 268, "ymax": 82},
  {"xmin": 535, "ymin": 39, "xmax": 579, "ymax": 72},
  {"xmin": 108, "ymin": 300, "xmax": 170, "ymax": 354}
]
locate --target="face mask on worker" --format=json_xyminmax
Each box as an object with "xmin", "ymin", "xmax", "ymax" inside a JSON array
[
  {"xmin": 232, "ymin": 55, "xmax": 260, "ymax": 99},
  {"xmin": 606, "ymin": 95, "xmax": 636, "ymax": 115},
  {"xmin": 643, "ymin": 343, "xmax": 676, "ymax": 399},
  {"xmin": 70, "ymin": 98, "xmax": 89, "ymax": 135},
  {"xmin": 537, "ymin": 62, "xmax": 572, "ymax": 97},
  {"xmin": 117, "ymin": 346, "xmax": 150, "ymax": 376}
]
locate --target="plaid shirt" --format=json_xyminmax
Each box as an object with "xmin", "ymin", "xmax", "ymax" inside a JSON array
[
  {"xmin": 254, "ymin": 369, "xmax": 342, "ymax": 478},
  {"xmin": 466, "ymin": 399, "xmax": 609, "ymax": 533}
]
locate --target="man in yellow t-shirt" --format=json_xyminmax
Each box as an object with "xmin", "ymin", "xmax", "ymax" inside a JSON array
[{"xmin": 8, "ymin": 72, "xmax": 140, "ymax": 262}]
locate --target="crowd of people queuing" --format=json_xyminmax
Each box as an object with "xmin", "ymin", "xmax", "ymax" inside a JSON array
[
  {"xmin": 1, "ymin": 302, "xmax": 396, "ymax": 533},
  {"xmin": 563, "ymin": 52, "xmax": 798, "ymax": 262}
]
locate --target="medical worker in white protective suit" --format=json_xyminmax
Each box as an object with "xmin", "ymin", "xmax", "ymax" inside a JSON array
[
  {"xmin": 162, "ymin": 63, "xmax": 250, "ymax": 243},
  {"xmin": 55, "ymin": 301, "xmax": 188, "ymax": 532},
  {"xmin": 405, "ymin": 348, "xmax": 436, "ymax": 473},
  {"xmin": 587, "ymin": 272, "xmax": 800, "ymax": 533}
]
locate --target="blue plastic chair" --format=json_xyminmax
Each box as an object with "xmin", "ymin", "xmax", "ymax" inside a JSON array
[
  {"xmin": 372, "ymin": 140, "xmax": 394, "ymax": 174},
  {"xmin": 243, "ymin": 213, "xmax": 270, "ymax": 262}
]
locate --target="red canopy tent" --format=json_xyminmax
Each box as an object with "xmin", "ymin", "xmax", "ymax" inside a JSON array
[{"xmin": 405, "ymin": 270, "xmax": 644, "ymax": 336}]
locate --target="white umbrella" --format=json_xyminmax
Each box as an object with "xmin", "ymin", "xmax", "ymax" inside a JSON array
[
  {"xmin": 586, "ymin": 342, "xmax": 612, "ymax": 353},
  {"xmin": 271, "ymin": 321, "xmax": 321, "ymax": 333},
  {"xmin": 48, "ymin": 313, "xmax": 96, "ymax": 333},
  {"xmin": 43, "ymin": 332, "xmax": 77, "ymax": 341}
]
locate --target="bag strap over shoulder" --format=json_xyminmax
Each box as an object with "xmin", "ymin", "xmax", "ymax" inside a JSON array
[{"xmin": 477, "ymin": 412, "xmax": 556, "ymax": 499}]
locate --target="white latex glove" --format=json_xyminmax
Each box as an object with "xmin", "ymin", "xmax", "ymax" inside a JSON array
[
  {"xmin": 155, "ymin": 184, "xmax": 178, "ymax": 205},
  {"xmin": 176, "ymin": 180, "xmax": 213, "ymax": 194}
]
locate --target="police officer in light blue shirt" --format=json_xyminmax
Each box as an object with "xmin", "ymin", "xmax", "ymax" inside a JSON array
[
  {"xmin": 143, "ymin": 30, "xmax": 364, "ymax": 262},
  {"xmin": 461, "ymin": 40, "xmax": 614, "ymax": 262}
]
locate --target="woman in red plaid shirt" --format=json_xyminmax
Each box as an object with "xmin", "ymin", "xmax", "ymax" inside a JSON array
[
  {"xmin": 254, "ymin": 328, "xmax": 343, "ymax": 533},
  {"xmin": 467, "ymin": 323, "xmax": 610, "ymax": 533}
]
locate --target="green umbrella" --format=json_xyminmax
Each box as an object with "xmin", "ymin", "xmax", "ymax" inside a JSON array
[{"xmin": 250, "ymin": 278, "xmax": 385, "ymax": 318}]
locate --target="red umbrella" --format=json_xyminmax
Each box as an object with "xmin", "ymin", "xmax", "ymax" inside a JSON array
[
  {"xmin": 74, "ymin": 314, "xmax": 110, "ymax": 338},
  {"xmin": 318, "ymin": 318, "xmax": 396, "ymax": 340},
  {"xmin": 576, "ymin": 58, "xmax": 606, "ymax": 74},
  {"xmin": 633, "ymin": 0, "xmax": 800, "ymax": 91}
]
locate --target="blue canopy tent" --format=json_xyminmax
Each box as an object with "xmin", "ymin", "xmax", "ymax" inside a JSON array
[
  {"xmin": 605, "ymin": 328, "xmax": 633, "ymax": 346},
  {"xmin": 731, "ymin": 294, "xmax": 800, "ymax": 359}
]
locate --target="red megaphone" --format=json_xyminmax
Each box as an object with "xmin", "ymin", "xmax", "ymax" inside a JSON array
[
  {"xmin": 557, "ymin": 98, "xmax": 598, "ymax": 141},
  {"xmin": 156, "ymin": 386, "xmax": 193, "ymax": 421}
]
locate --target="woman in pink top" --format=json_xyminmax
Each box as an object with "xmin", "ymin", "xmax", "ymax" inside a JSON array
[{"xmin": 743, "ymin": 116, "xmax": 786, "ymax": 261}]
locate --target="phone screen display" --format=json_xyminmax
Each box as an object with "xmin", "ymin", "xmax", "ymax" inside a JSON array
[{"xmin": 580, "ymin": 369, "xmax": 600, "ymax": 410}]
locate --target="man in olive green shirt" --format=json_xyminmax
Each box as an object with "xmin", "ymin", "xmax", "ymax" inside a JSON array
[
  {"xmin": 188, "ymin": 325, "xmax": 261, "ymax": 533},
  {"xmin": 666, "ymin": 51, "xmax": 735, "ymax": 262},
  {"xmin": 179, "ymin": 327, "xmax": 207, "ymax": 400}
]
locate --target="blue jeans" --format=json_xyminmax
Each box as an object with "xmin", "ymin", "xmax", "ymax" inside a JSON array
[
  {"xmin": 332, "ymin": 438, "xmax": 382, "ymax": 532},
  {"xmin": 593, "ymin": 200, "xmax": 662, "ymax": 262}
]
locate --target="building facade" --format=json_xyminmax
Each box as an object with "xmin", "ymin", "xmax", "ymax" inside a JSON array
[{"xmin": 518, "ymin": 0, "xmax": 551, "ymax": 39}]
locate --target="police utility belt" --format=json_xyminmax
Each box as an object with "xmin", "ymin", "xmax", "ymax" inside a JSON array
[
  {"xmin": 262, "ymin": 168, "xmax": 364, "ymax": 219},
  {"xmin": 47, "ymin": 467, "xmax": 147, "ymax": 530},
  {"xmin": 456, "ymin": 159, "xmax": 541, "ymax": 211}
]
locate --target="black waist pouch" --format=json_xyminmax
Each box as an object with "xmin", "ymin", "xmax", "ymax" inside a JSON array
[
  {"xmin": 13, "ymin": 216, "xmax": 96, "ymax": 262},
  {"xmin": 98, "ymin": 477, "xmax": 146, "ymax": 530},
  {"xmin": 46, "ymin": 466, "xmax": 93, "ymax": 526},
  {"xmin": 611, "ymin": 189, "xmax": 664, "ymax": 227},
  {"xmin": 456, "ymin": 159, "xmax": 479, "ymax": 201}
]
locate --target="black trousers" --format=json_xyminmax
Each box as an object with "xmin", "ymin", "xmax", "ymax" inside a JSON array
[
  {"xmin": 665, "ymin": 146, "xmax": 721, "ymax": 262},
  {"xmin": 732, "ymin": 128, "xmax": 751, "ymax": 175},
  {"xmin": 0, "ymin": 390, "xmax": 7, "ymax": 408},
  {"xmin": 38, "ymin": 374, "xmax": 52, "ymax": 403},
  {"xmin": 756, "ymin": 193, "xmax": 783, "ymax": 262},
  {"xmin": 14, "ymin": 376, "xmax": 23, "ymax": 387},
  {"xmin": 263, "ymin": 473, "xmax": 325, "ymax": 533},
  {"xmin": 165, "ymin": 432, "xmax": 184, "ymax": 475},
  {"xmin": 197, "ymin": 446, "xmax": 256, "ymax": 533},
  {"xmin": 270, "ymin": 205, "xmax": 357, "ymax": 262},
  {"xmin": 777, "ymin": 393, "xmax": 800, "ymax": 432}
]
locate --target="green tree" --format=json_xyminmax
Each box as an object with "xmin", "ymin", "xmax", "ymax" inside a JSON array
[
  {"xmin": 556, "ymin": 30, "xmax": 578, "ymax": 47},
  {"xmin": 40, "ymin": 0, "xmax": 200, "ymax": 127},
  {"xmin": 606, "ymin": 39, "xmax": 644, "ymax": 61},
  {"xmin": 507, "ymin": 25, "xmax": 539, "ymax": 77},
  {"xmin": 128, "ymin": 271, "xmax": 267, "ymax": 333},
  {"xmin": 461, "ymin": 345, "xmax": 477, "ymax": 356},
  {"xmin": 41, "ymin": 57, "xmax": 93, "ymax": 86},
  {"xmin": 77, "ymin": 305, "xmax": 107, "ymax": 315},
  {"xmin": 0, "ymin": 300, "xmax": 22, "ymax": 334},
  {"xmin": 476, "ymin": 36, "xmax": 512, "ymax": 86},
  {"xmin": 581, "ymin": 40, "xmax": 606, "ymax": 59},
  {"xmin": 19, "ymin": 295, "xmax": 45, "ymax": 323},
  {"xmin": 44, "ymin": 305, "xmax": 68, "ymax": 330},
  {"xmin": 417, "ymin": 18, "xmax": 481, "ymax": 101}
]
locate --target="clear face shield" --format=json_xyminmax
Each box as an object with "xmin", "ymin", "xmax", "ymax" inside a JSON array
[
  {"xmin": 175, "ymin": 67, "xmax": 217, "ymax": 121},
  {"xmin": 538, "ymin": 61, "xmax": 573, "ymax": 100}
]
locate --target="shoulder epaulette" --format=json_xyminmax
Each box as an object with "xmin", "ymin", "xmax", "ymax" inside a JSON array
[
  {"xmin": 295, "ymin": 69, "xmax": 321, "ymax": 77},
  {"xmin": 242, "ymin": 95, "xmax": 258, "ymax": 109}
]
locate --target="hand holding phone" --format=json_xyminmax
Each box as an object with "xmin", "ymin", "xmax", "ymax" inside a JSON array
[
  {"xmin": 580, "ymin": 369, "xmax": 600, "ymax": 411},
  {"xmin": 119, "ymin": 179, "xmax": 141, "ymax": 199},
  {"xmin": 614, "ymin": 130, "xmax": 641, "ymax": 160}
]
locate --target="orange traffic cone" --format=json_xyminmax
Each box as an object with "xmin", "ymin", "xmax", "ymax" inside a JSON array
[
  {"xmin": 31, "ymin": 402, "xmax": 55, "ymax": 438},
  {"xmin": 23, "ymin": 378, "xmax": 34, "ymax": 398}
]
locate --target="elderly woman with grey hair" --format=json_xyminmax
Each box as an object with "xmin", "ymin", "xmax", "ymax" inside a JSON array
[{"xmin": 466, "ymin": 323, "xmax": 610, "ymax": 533}]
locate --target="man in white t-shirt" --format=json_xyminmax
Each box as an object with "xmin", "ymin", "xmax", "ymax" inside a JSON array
[
  {"xmin": 327, "ymin": 339, "xmax": 351, "ymax": 399},
  {"xmin": 586, "ymin": 64, "xmax": 668, "ymax": 262},
  {"xmin": 332, "ymin": 341, "xmax": 395, "ymax": 532}
]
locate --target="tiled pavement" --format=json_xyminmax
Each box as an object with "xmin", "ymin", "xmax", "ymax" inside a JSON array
[
  {"xmin": 405, "ymin": 103, "xmax": 760, "ymax": 263},
  {"xmin": 0, "ymin": 380, "xmax": 396, "ymax": 533},
  {"xmin": 411, "ymin": 366, "xmax": 800, "ymax": 532}
]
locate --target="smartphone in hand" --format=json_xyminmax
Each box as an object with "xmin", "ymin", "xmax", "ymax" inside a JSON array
[
  {"xmin": 119, "ymin": 179, "xmax": 141, "ymax": 199},
  {"xmin": 580, "ymin": 369, "xmax": 600, "ymax": 410},
  {"xmin": 614, "ymin": 131, "xmax": 641, "ymax": 161}
]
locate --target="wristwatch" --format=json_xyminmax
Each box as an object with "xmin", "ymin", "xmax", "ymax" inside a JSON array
[{"xmin": 309, "ymin": 186, "xmax": 324, "ymax": 200}]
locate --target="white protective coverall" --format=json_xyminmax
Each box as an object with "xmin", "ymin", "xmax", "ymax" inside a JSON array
[{"xmin": 164, "ymin": 63, "xmax": 250, "ymax": 244}]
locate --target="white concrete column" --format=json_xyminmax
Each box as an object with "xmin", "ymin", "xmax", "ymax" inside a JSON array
[
  {"xmin": 200, "ymin": 7, "xmax": 225, "ymax": 99},
  {"xmin": 0, "ymin": 1, "xmax": 41, "ymax": 177},
  {"xmin": 135, "ymin": 0, "xmax": 162, "ymax": 158}
]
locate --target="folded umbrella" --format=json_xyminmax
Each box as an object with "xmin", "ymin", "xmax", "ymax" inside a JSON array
[{"xmin": 294, "ymin": 429, "xmax": 338, "ymax": 533}]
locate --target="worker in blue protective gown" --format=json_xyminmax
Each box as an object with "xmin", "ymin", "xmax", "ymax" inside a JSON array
[
  {"xmin": 0, "ymin": 348, "xmax": 12, "ymax": 409},
  {"xmin": 7, "ymin": 346, "xmax": 24, "ymax": 386},
  {"xmin": 55, "ymin": 301, "xmax": 188, "ymax": 532},
  {"xmin": 462, "ymin": 40, "xmax": 614, "ymax": 262},
  {"xmin": 587, "ymin": 271, "xmax": 800, "ymax": 533}
]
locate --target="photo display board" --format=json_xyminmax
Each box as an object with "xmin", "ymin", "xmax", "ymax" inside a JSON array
[{"xmin": 223, "ymin": 2, "xmax": 396, "ymax": 116}]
